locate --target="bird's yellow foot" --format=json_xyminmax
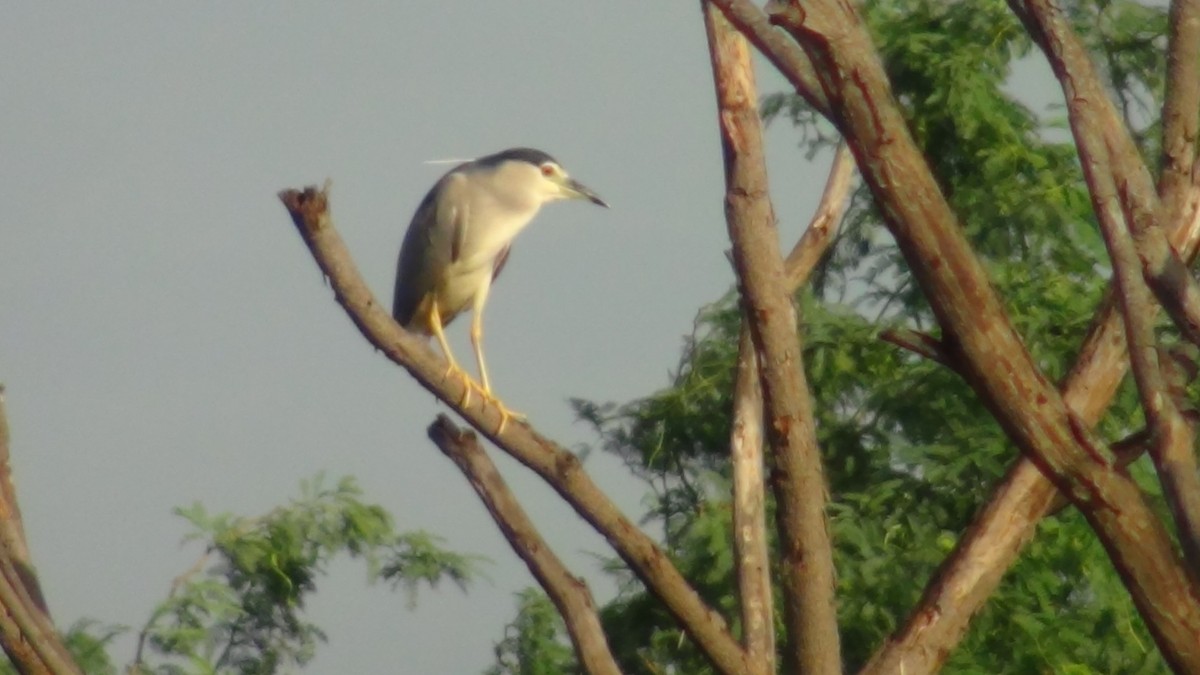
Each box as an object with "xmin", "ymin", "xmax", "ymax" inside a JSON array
[
  {"xmin": 479, "ymin": 391, "xmax": 525, "ymax": 434},
  {"xmin": 443, "ymin": 364, "xmax": 482, "ymax": 407}
]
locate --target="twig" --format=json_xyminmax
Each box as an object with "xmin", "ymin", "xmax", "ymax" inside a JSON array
[
  {"xmin": 703, "ymin": 7, "xmax": 841, "ymax": 674},
  {"xmin": 727, "ymin": 329, "xmax": 772, "ymax": 675},
  {"xmin": 878, "ymin": 328, "xmax": 950, "ymax": 368},
  {"xmin": 428, "ymin": 417, "xmax": 620, "ymax": 675},
  {"xmin": 130, "ymin": 550, "xmax": 211, "ymax": 671},
  {"xmin": 277, "ymin": 189, "xmax": 751, "ymax": 675}
]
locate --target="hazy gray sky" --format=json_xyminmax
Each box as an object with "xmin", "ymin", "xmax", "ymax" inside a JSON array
[{"xmin": 1, "ymin": 3, "xmax": 836, "ymax": 672}]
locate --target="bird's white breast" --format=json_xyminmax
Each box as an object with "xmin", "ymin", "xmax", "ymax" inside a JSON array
[{"xmin": 435, "ymin": 171, "xmax": 542, "ymax": 315}]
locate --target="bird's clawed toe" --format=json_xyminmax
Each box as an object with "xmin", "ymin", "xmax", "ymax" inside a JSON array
[{"xmin": 493, "ymin": 400, "xmax": 526, "ymax": 435}]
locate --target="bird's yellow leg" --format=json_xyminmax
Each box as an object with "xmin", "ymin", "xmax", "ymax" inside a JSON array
[
  {"xmin": 428, "ymin": 302, "xmax": 477, "ymax": 407},
  {"xmin": 469, "ymin": 311, "xmax": 524, "ymax": 434}
]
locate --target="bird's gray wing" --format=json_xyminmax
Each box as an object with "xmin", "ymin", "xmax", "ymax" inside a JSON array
[
  {"xmin": 392, "ymin": 172, "xmax": 469, "ymax": 328},
  {"xmin": 492, "ymin": 245, "xmax": 512, "ymax": 282}
]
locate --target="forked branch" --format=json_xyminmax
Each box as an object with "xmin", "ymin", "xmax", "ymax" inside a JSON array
[
  {"xmin": 708, "ymin": 0, "xmax": 1200, "ymax": 671},
  {"xmin": 427, "ymin": 416, "xmax": 619, "ymax": 675},
  {"xmin": 277, "ymin": 189, "xmax": 751, "ymax": 675},
  {"xmin": 763, "ymin": 0, "xmax": 1200, "ymax": 668},
  {"xmin": 725, "ymin": 141, "xmax": 853, "ymax": 674},
  {"xmin": 1014, "ymin": 0, "xmax": 1200, "ymax": 350},
  {"xmin": 703, "ymin": 7, "xmax": 841, "ymax": 674}
]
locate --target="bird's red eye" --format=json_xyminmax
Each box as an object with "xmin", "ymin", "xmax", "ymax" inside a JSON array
[{"xmin": 541, "ymin": 164, "xmax": 555, "ymax": 177}]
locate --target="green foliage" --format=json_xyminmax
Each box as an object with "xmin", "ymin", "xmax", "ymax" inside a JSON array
[
  {"xmin": 0, "ymin": 620, "xmax": 125, "ymax": 675},
  {"xmin": 485, "ymin": 589, "xmax": 578, "ymax": 675},
  {"xmin": 3, "ymin": 481, "xmax": 481, "ymax": 675},
  {"xmin": 496, "ymin": 0, "xmax": 1172, "ymax": 672},
  {"xmin": 125, "ymin": 474, "xmax": 480, "ymax": 675}
]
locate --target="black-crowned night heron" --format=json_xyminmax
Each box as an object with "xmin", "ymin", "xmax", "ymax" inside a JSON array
[{"xmin": 393, "ymin": 148, "xmax": 607, "ymax": 427}]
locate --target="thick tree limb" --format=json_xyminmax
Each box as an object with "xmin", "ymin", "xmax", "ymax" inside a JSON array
[
  {"xmin": 1015, "ymin": 0, "xmax": 1200, "ymax": 352},
  {"xmin": 708, "ymin": 0, "xmax": 830, "ymax": 118},
  {"xmin": 1068, "ymin": 104, "xmax": 1200, "ymax": 581},
  {"xmin": 1016, "ymin": 0, "xmax": 1200, "ymax": 584},
  {"xmin": 0, "ymin": 391, "xmax": 80, "ymax": 675},
  {"xmin": 863, "ymin": 183, "xmax": 1200, "ymax": 674},
  {"xmin": 427, "ymin": 416, "xmax": 620, "ymax": 675},
  {"xmin": 764, "ymin": 0, "xmax": 1200, "ymax": 669},
  {"xmin": 0, "ymin": 390, "xmax": 45, "ymax": 620},
  {"xmin": 277, "ymin": 189, "xmax": 751, "ymax": 675},
  {"xmin": 703, "ymin": 0, "xmax": 1200, "ymax": 670},
  {"xmin": 703, "ymin": 7, "xmax": 841, "ymax": 674},
  {"xmin": 1158, "ymin": 0, "xmax": 1200, "ymax": 223},
  {"xmin": 726, "ymin": 142, "xmax": 853, "ymax": 674}
]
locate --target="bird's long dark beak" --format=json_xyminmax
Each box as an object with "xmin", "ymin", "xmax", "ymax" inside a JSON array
[{"xmin": 566, "ymin": 178, "xmax": 609, "ymax": 208}]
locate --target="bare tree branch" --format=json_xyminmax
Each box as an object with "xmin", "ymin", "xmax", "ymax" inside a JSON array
[
  {"xmin": 1016, "ymin": 0, "xmax": 1200, "ymax": 584},
  {"xmin": 864, "ymin": 157, "xmax": 1200, "ymax": 675},
  {"xmin": 728, "ymin": 329, "xmax": 773, "ymax": 675},
  {"xmin": 277, "ymin": 189, "xmax": 752, "ymax": 675},
  {"xmin": 0, "ymin": 390, "xmax": 80, "ymax": 675},
  {"xmin": 1160, "ymin": 0, "xmax": 1200, "ymax": 221},
  {"xmin": 1079, "ymin": 124, "xmax": 1200, "ymax": 584},
  {"xmin": 1015, "ymin": 0, "xmax": 1200, "ymax": 351},
  {"xmin": 703, "ymin": 7, "xmax": 841, "ymax": 674},
  {"xmin": 762, "ymin": 0, "xmax": 1200, "ymax": 668},
  {"xmin": 0, "ymin": 390, "xmax": 47, "ymax": 620},
  {"xmin": 705, "ymin": 0, "xmax": 1200, "ymax": 670},
  {"xmin": 708, "ymin": 0, "xmax": 829, "ymax": 118},
  {"xmin": 878, "ymin": 328, "xmax": 950, "ymax": 368},
  {"xmin": 783, "ymin": 144, "xmax": 854, "ymax": 290},
  {"xmin": 427, "ymin": 416, "xmax": 620, "ymax": 675},
  {"xmin": 726, "ymin": 141, "xmax": 853, "ymax": 675}
]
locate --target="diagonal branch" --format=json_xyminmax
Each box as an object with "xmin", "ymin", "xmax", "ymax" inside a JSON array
[
  {"xmin": 0, "ymin": 389, "xmax": 47, "ymax": 621},
  {"xmin": 878, "ymin": 328, "xmax": 951, "ymax": 369},
  {"xmin": 427, "ymin": 416, "xmax": 620, "ymax": 675},
  {"xmin": 703, "ymin": 6, "xmax": 841, "ymax": 674},
  {"xmin": 708, "ymin": 0, "xmax": 830, "ymax": 118},
  {"xmin": 1015, "ymin": 0, "xmax": 1200, "ymax": 350},
  {"xmin": 277, "ymin": 189, "xmax": 752, "ymax": 675},
  {"xmin": 863, "ymin": 179, "xmax": 1200, "ymax": 675},
  {"xmin": 783, "ymin": 144, "xmax": 854, "ymax": 291},
  {"xmin": 1016, "ymin": 0, "xmax": 1200, "ymax": 584},
  {"xmin": 763, "ymin": 0, "xmax": 1200, "ymax": 669},
  {"xmin": 1076, "ymin": 119, "xmax": 1200, "ymax": 582},
  {"xmin": 0, "ymin": 390, "xmax": 81, "ymax": 674}
]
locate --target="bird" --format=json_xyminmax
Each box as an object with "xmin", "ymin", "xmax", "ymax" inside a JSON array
[{"xmin": 392, "ymin": 147, "xmax": 608, "ymax": 429}]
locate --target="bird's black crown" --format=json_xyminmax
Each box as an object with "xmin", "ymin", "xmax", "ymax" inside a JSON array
[{"xmin": 475, "ymin": 147, "xmax": 559, "ymax": 168}]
